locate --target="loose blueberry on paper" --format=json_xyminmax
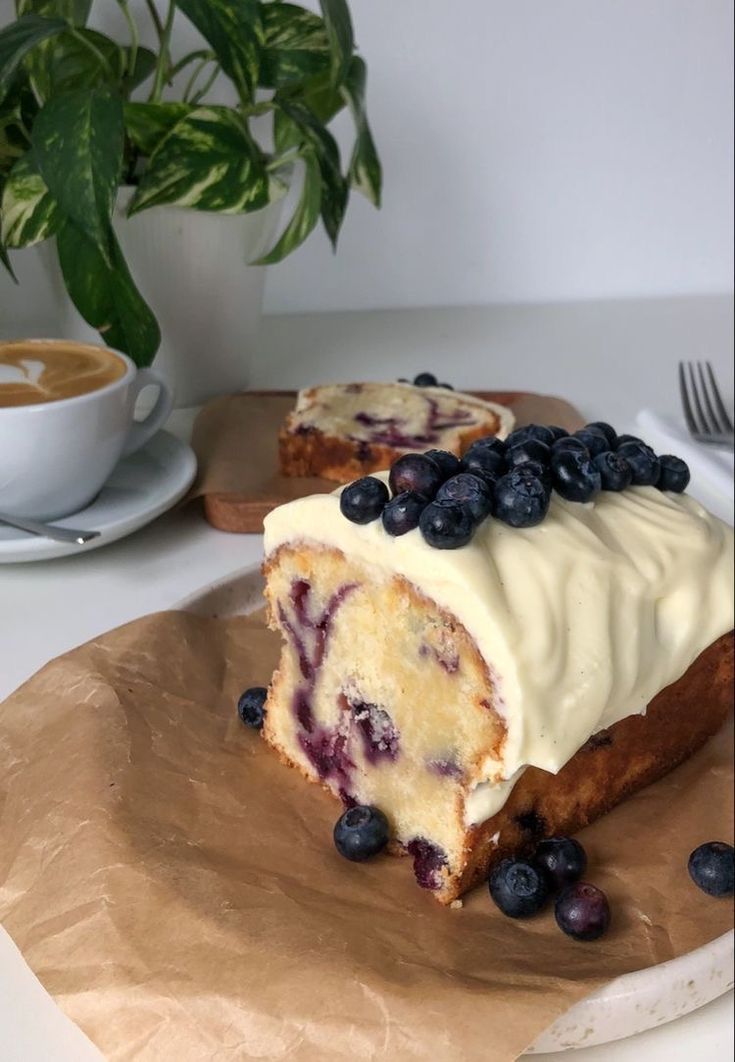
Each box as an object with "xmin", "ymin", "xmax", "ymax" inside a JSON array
[
  {"xmin": 534, "ymin": 837, "xmax": 587, "ymax": 889},
  {"xmin": 688, "ymin": 841, "xmax": 734, "ymax": 897},
  {"xmin": 488, "ymin": 859, "xmax": 550, "ymax": 918},
  {"xmin": 337, "ymin": 419, "xmax": 690, "ymax": 550},
  {"xmin": 333, "ymin": 804, "xmax": 390, "ymax": 861},
  {"xmin": 237, "ymin": 687, "xmax": 267, "ymax": 729},
  {"xmin": 555, "ymin": 882, "xmax": 611, "ymax": 941}
]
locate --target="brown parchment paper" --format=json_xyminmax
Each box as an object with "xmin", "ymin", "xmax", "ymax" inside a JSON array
[
  {"xmin": 0, "ymin": 609, "xmax": 732, "ymax": 1062},
  {"xmin": 188, "ymin": 390, "xmax": 585, "ymax": 533}
]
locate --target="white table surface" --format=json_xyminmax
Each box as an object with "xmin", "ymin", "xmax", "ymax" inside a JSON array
[{"xmin": 1, "ymin": 296, "xmax": 733, "ymax": 1061}]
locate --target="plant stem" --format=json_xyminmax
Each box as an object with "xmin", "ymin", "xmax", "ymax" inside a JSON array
[
  {"xmin": 267, "ymin": 147, "xmax": 301, "ymax": 172},
  {"xmin": 149, "ymin": 1, "xmax": 176, "ymax": 103},
  {"xmin": 190, "ymin": 63, "xmax": 221, "ymax": 105},
  {"xmin": 144, "ymin": 0, "xmax": 164, "ymax": 39},
  {"xmin": 116, "ymin": 0, "xmax": 139, "ymax": 84},
  {"xmin": 68, "ymin": 28, "xmax": 115, "ymax": 78},
  {"xmin": 169, "ymin": 49, "xmax": 214, "ymax": 81}
]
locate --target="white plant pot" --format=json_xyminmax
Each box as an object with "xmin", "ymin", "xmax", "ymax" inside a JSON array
[{"xmin": 49, "ymin": 189, "xmax": 283, "ymax": 408}]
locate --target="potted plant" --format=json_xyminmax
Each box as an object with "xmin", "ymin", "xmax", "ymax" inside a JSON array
[{"xmin": 0, "ymin": 0, "xmax": 380, "ymax": 403}]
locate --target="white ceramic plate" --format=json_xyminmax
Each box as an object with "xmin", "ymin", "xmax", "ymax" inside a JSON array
[
  {"xmin": 177, "ymin": 564, "xmax": 734, "ymax": 1055},
  {"xmin": 0, "ymin": 431, "xmax": 197, "ymax": 563}
]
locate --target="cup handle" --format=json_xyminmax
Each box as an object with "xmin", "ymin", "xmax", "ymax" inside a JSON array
[{"xmin": 122, "ymin": 368, "xmax": 174, "ymax": 457}]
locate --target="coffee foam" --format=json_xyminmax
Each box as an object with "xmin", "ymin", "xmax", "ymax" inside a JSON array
[{"xmin": 0, "ymin": 341, "xmax": 127, "ymax": 407}]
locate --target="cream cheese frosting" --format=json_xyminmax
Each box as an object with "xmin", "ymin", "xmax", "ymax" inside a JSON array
[{"xmin": 264, "ymin": 480, "xmax": 734, "ymax": 825}]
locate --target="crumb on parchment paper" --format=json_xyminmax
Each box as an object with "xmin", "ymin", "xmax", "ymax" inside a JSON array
[{"xmin": 450, "ymin": 899, "xmax": 463, "ymax": 910}]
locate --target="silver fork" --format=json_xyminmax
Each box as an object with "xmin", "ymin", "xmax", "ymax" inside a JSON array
[{"xmin": 678, "ymin": 361, "xmax": 734, "ymax": 448}]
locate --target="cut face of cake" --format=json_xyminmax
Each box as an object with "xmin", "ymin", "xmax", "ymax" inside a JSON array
[
  {"xmin": 279, "ymin": 382, "xmax": 514, "ymax": 482},
  {"xmin": 262, "ymin": 479, "xmax": 734, "ymax": 903}
]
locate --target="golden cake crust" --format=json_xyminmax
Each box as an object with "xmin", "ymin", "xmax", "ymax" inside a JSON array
[
  {"xmin": 278, "ymin": 420, "xmax": 501, "ymax": 483},
  {"xmin": 448, "ymin": 630, "xmax": 734, "ymax": 902}
]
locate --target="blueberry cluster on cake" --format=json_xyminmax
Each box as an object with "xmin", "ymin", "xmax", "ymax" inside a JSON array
[
  {"xmin": 279, "ymin": 373, "xmax": 514, "ymax": 483},
  {"xmin": 262, "ymin": 420, "xmax": 734, "ymax": 902}
]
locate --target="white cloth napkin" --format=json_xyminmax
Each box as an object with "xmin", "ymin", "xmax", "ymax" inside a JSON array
[{"xmin": 635, "ymin": 410, "xmax": 734, "ymax": 522}]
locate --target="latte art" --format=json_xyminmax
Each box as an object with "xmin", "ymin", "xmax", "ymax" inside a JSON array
[{"xmin": 0, "ymin": 340, "xmax": 127, "ymax": 407}]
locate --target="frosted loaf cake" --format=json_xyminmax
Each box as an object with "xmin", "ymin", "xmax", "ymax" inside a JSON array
[
  {"xmin": 279, "ymin": 381, "xmax": 514, "ymax": 482},
  {"xmin": 261, "ymin": 441, "xmax": 734, "ymax": 902}
]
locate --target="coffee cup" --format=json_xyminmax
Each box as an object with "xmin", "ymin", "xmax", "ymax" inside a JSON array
[{"xmin": 0, "ymin": 339, "xmax": 173, "ymax": 520}]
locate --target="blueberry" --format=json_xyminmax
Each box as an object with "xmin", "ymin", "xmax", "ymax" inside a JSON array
[
  {"xmin": 514, "ymin": 459, "xmax": 552, "ymax": 489},
  {"xmin": 461, "ymin": 445, "xmax": 506, "ymax": 481},
  {"xmin": 340, "ymin": 476, "xmax": 389, "ymax": 524},
  {"xmin": 616, "ymin": 441, "xmax": 661, "ymax": 486},
  {"xmin": 488, "ymin": 858, "xmax": 550, "ymax": 918},
  {"xmin": 413, "ymin": 372, "xmax": 438, "ymax": 387},
  {"xmin": 688, "ymin": 842, "xmax": 734, "ymax": 897},
  {"xmin": 333, "ymin": 804, "xmax": 390, "ymax": 862},
  {"xmin": 586, "ymin": 421, "xmax": 617, "ymax": 448},
  {"xmin": 548, "ymin": 425, "xmax": 570, "ymax": 442},
  {"xmin": 534, "ymin": 837, "xmax": 587, "ymax": 890},
  {"xmin": 615, "ymin": 434, "xmax": 644, "ymax": 449},
  {"xmin": 593, "ymin": 450, "xmax": 633, "ymax": 491},
  {"xmin": 237, "ymin": 687, "xmax": 267, "ymax": 729},
  {"xmin": 382, "ymin": 491, "xmax": 428, "ymax": 536},
  {"xmin": 494, "ymin": 470, "xmax": 550, "ymax": 527},
  {"xmin": 438, "ymin": 382, "xmax": 454, "ymax": 390},
  {"xmin": 552, "ymin": 450, "xmax": 602, "ymax": 502},
  {"xmin": 552, "ymin": 436, "xmax": 589, "ymax": 458},
  {"xmin": 435, "ymin": 473, "xmax": 493, "ymax": 522},
  {"xmin": 555, "ymin": 882, "xmax": 610, "ymax": 941},
  {"xmin": 419, "ymin": 500, "xmax": 475, "ymax": 548},
  {"xmin": 658, "ymin": 454, "xmax": 691, "ymax": 493},
  {"xmin": 509, "ymin": 424, "xmax": 556, "ymax": 447},
  {"xmin": 573, "ymin": 428, "xmax": 608, "ymax": 458},
  {"xmin": 424, "ymin": 448, "xmax": 461, "ymax": 479},
  {"xmin": 389, "ymin": 453, "xmax": 444, "ymax": 497},
  {"xmin": 465, "ymin": 435, "xmax": 507, "ymax": 457},
  {"xmin": 507, "ymin": 438, "xmax": 552, "ymax": 468}
]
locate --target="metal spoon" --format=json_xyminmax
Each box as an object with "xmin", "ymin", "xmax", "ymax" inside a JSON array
[{"xmin": 0, "ymin": 510, "xmax": 100, "ymax": 544}]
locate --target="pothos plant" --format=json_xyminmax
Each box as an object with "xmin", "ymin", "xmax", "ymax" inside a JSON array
[{"xmin": 0, "ymin": 0, "xmax": 381, "ymax": 365}]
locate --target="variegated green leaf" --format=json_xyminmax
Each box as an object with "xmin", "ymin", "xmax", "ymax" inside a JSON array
[
  {"xmin": 260, "ymin": 3, "xmax": 329, "ymax": 88},
  {"xmin": 56, "ymin": 218, "xmax": 160, "ymax": 367},
  {"xmin": 255, "ymin": 149, "xmax": 321, "ymax": 264},
  {"xmin": 0, "ymin": 93, "xmax": 30, "ymax": 170},
  {"xmin": 1, "ymin": 150, "xmax": 61, "ymax": 247},
  {"xmin": 128, "ymin": 106, "xmax": 270, "ymax": 216},
  {"xmin": 16, "ymin": 0, "xmax": 91, "ymax": 25},
  {"xmin": 32, "ymin": 87, "xmax": 123, "ymax": 261},
  {"xmin": 0, "ymin": 240, "xmax": 16, "ymax": 279},
  {"xmin": 276, "ymin": 98, "xmax": 347, "ymax": 248},
  {"xmin": 176, "ymin": 0, "xmax": 263, "ymax": 104},
  {"xmin": 0, "ymin": 14, "xmax": 67, "ymax": 104},
  {"xmin": 341, "ymin": 57, "xmax": 381, "ymax": 207},
  {"xmin": 26, "ymin": 31, "xmax": 156, "ymax": 102},
  {"xmin": 124, "ymin": 101, "xmax": 193, "ymax": 157},
  {"xmin": 0, "ymin": 176, "xmax": 17, "ymax": 280},
  {"xmin": 319, "ymin": 0, "xmax": 353, "ymax": 86}
]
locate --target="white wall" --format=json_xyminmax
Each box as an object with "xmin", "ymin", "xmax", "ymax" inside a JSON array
[{"xmin": 264, "ymin": 0, "xmax": 734, "ymax": 313}]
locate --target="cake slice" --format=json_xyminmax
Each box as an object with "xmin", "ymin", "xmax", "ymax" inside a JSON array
[
  {"xmin": 262, "ymin": 468, "xmax": 733, "ymax": 903},
  {"xmin": 279, "ymin": 381, "xmax": 514, "ymax": 482}
]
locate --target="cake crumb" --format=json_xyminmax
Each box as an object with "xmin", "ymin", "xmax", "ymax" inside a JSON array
[{"xmin": 450, "ymin": 899, "xmax": 463, "ymax": 910}]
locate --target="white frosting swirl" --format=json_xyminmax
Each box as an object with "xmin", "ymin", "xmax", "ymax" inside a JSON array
[{"xmin": 264, "ymin": 483, "xmax": 733, "ymax": 824}]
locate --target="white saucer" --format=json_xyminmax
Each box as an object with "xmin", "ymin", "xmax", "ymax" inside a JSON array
[{"xmin": 0, "ymin": 431, "xmax": 197, "ymax": 563}]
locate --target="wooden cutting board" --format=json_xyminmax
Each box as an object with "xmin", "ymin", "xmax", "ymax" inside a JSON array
[{"xmin": 190, "ymin": 390, "xmax": 585, "ymax": 534}]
